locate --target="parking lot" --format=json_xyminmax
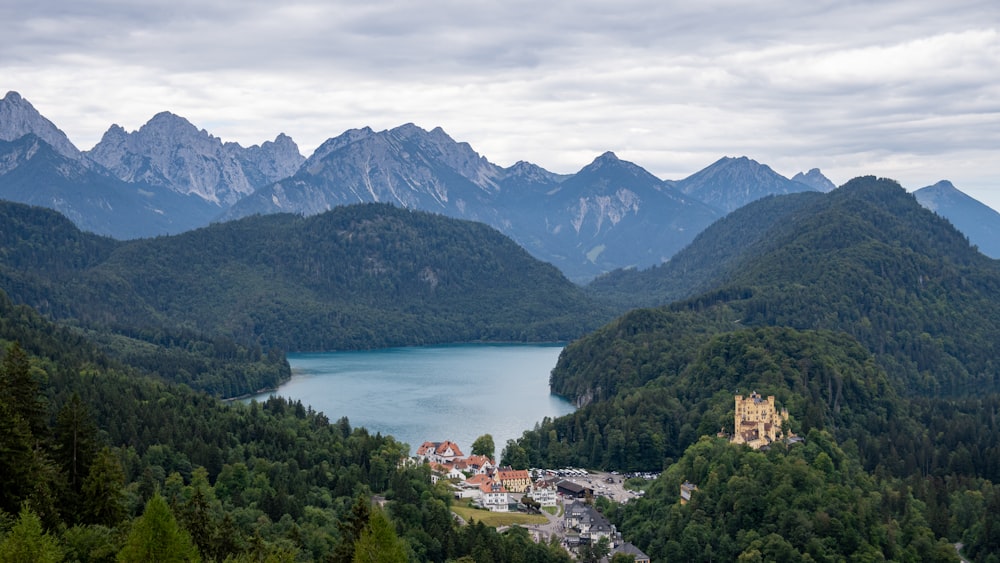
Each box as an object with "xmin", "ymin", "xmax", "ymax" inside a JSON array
[{"xmin": 531, "ymin": 468, "xmax": 659, "ymax": 504}]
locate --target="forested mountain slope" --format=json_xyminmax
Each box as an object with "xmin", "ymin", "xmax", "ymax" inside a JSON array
[
  {"xmin": 587, "ymin": 191, "xmax": 822, "ymax": 309},
  {"xmin": 502, "ymin": 177, "xmax": 1000, "ymax": 560},
  {"xmin": 581, "ymin": 177, "xmax": 1000, "ymax": 396},
  {"xmin": 0, "ymin": 290, "xmax": 572, "ymax": 561},
  {"xmin": 0, "ymin": 200, "xmax": 612, "ymax": 396}
]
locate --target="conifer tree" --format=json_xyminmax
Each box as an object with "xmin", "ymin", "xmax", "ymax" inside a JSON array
[
  {"xmin": 0, "ymin": 506, "xmax": 63, "ymax": 563},
  {"xmin": 332, "ymin": 494, "xmax": 371, "ymax": 563},
  {"xmin": 54, "ymin": 392, "xmax": 98, "ymax": 492},
  {"xmin": 0, "ymin": 397, "xmax": 33, "ymax": 514},
  {"xmin": 117, "ymin": 492, "xmax": 200, "ymax": 562},
  {"xmin": 82, "ymin": 447, "xmax": 127, "ymax": 527},
  {"xmin": 0, "ymin": 342, "xmax": 47, "ymax": 439},
  {"xmin": 352, "ymin": 506, "xmax": 407, "ymax": 563}
]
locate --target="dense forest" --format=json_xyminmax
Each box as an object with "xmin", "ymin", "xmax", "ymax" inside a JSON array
[
  {"xmin": 0, "ymin": 200, "xmax": 613, "ymax": 397},
  {"xmin": 502, "ymin": 178, "xmax": 1000, "ymax": 560},
  {"xmin": 0, "ymin": 290, "xmax": 573, "ymax": 561}
]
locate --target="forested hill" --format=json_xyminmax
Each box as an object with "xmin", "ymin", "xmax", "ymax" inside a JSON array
[
  {"xmin": 0, "ymin": 200, "xmax": 613, "ymax": 396},
  {"xmin": 501, "ymin": 177, "xmax": 1000, "ymax": 560},
  {"xmin": 576, "ymin": 176, "xmax": 1000, "ymax": 398},
  {"xmin": 589, "ymin": 176, "xmax": 1000, "ymax": 312}
]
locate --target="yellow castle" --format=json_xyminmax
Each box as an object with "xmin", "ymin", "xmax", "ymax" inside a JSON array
[{"xmin": 732, "ymin": 391, "xmax": 789, "ymax": 449}]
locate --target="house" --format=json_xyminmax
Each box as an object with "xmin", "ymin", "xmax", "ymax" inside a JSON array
[
  {"xmin": 454, "ymin": 474, "xmax": 492, "ymax": 499},
  {"xmin": 479, "ymin": 480, "xmax": 510, "ymax": 512},
  {"xmin": 680, "ymin": 481, "xmax": 698, "ymax": 505},
  {"xmin": 416, "ymin": 440, "xmax": 465, "ymax": 464},
  {"xmin": 525, "ymin": 480, "xmax": 557, "ymax": 507},
  {"xmin": 564, "ymin": 501, "xmax": 617, "ymax": 547},
  {"xmin": 495, "ymin": 467, "xmax": 532, "ymax": 493},
  {"xmin": 464, "ymin": 455, "xmax": 494, "ymax": 475},
  {"xmin": 610, "ymin": 542, "xmax": 651, "ymax": 563}
]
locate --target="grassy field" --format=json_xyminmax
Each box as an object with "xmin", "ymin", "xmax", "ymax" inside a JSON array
[{"xmin": 451, "ymin": 505, "xmax": 549, "ymax": 527}]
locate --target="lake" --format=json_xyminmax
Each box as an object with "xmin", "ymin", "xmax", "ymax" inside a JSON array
[{"xmin": 246, "ymin": 343, "xmax": 575, "ymax": 457}]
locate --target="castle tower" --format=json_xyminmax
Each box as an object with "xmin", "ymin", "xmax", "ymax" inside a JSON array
[{"xmin": 732, "ymin": 391, "xmax": 789, "ymax": 449}]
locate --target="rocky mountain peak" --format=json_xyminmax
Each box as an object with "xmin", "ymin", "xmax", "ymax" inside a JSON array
[
  {"xmin": 928, "ymin": 180, "xmax": 956, "ymax": 190},
  {"xmin": 388, "ymin": 124, "xmax": 500, "ymax": 192},
  {"xmin": 85, "ymin": 110, "xmax": 304, "ymax": 206},
  {"xmin": 501, "ymin": 160, "xmax": 564, "ymax": 184},
  {"xmin": 574, "ymin": 152, "xmax": 664, "ymax": 188},
  {"xmin": 308, "ymin": 126, "xmax": 377, "ymax": 163},
  {"xmin": 676, "ymin": 155, "xmax": 816, "ymax": 212},
  {"xmin": 792, "ymin": 168, "xmax": 837, "ymax": 192},
  {"xmin": 229, "ymin": 133, "xmax": 305, "ymax": 185},
  {"xmin": 101, "ymin": 123, "xmax": 128, "ymax": 140},
  {"xmin": 0, "ymin": 91, "xmax": 81, "ymax": 159},
  {"xmin": 591, "ymin": 151, "xmax": 620, "ymax": 165},
  {"xmin": 137, "ymin": 112, "xmax": 218, "ymax": 148},
  {"xmin": 912, "ymin": 180, "xmax": 961, "ymax": 212}
]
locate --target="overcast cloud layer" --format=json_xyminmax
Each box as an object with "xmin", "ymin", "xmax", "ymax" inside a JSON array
[{"xmin": 3, "ymin": 1, "xmax": 999, "ymax": 209}]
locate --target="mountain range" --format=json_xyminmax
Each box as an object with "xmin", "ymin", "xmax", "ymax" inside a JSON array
[{"xmin": 2, "ymin": 91, "xmax": 997, "ymax": 282}]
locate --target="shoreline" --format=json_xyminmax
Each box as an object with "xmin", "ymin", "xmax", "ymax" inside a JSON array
[{"xmin": 221, "ymin": 367, "xmax": 305, "ymax": 402}]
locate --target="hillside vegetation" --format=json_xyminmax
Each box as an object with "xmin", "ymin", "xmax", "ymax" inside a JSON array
[
  {"xmin": 504, "ymin": 178, "xmax": 1000, "ymax": 560},
  {"xmin": 578, "ymin": 177, "xmax": 1000, "ymax": 399},
  {"xmin": 0, "ymin": 290, "xmax": 572, "ymax": 561},
  {"xmin": 0, "ymin": 200, "xmax": 613, "ymax": 396}
]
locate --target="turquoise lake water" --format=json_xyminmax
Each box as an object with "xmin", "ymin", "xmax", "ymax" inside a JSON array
[{"xmin": 246, "ymin": 343, "xmax": 575, "ymax": 456}]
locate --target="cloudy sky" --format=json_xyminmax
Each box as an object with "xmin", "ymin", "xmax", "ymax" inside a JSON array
[{"xmin": 3, "ymin": 1, "xmax": 999, "ymax": 209}]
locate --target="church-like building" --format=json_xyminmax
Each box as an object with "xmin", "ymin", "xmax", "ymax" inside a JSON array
[{"xmin": 732, "ymin": 391, "xmax": 790, "ymax": 449}]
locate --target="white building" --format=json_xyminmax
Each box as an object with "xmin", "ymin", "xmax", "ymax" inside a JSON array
[
  {"xmin": 526, "ymin": 481, "xmax": 558, "ymax": 507},
  {"xmin": 479, "ymin": 481, "xmax": 510, "ymax": 512}
]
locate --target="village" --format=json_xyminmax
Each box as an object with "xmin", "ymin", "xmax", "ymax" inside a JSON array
[
  {"xmin": 412, "ymin": 392, "xmax": 796, "ymax": 562},
  {"xmin": 413, "ymin": 438, "xmax": 653, "ymax": 562}
]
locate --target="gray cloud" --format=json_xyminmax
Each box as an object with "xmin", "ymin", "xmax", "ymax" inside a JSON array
[{"xmin": 2, "ymin": 0, "xmax": 999, "ymax": 209}]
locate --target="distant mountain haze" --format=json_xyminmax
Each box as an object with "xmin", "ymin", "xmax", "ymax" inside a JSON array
[
  {"xmin": 0, "ymin": 134, "xmax": 221, "ymax": 238},
  {"xmin": 673, "ymin": 156, "xmax": 818, "ymax": 212},
  {"xmin": 792, "ymin": 167, "xmax": 837, "ymax": 192},
  {"xmin": 914, "ymin": 180, "xmax": 1000, "ymax": 259},
  {"xmin": 2, "ymin": 91, "xmax": 996, "ymax": 282}
]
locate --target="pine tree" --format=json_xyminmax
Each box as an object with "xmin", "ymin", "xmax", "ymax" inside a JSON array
[
  {"xmin": 54, "ymin": 392, "xmax": 98, "ymax": 492},
  {"xmin": 0, "ymin": 506, "xmax": 63, "ymax": 563},
  {"xmin": 352, "ymin": 506, "xmax": 407, "ymax": 563},
  {"xmin": 0, "ymin": 343, "xmax": 47, "ymax": 515},
  {"xmin": 82, "ymin": 447, "xmax": 126, "ymax": 527},
  {"xmin": 0, "ymin": 342, "xmax": 47, "ymax": 440},
  {"xmin": 0, "ymin": 397, "xmax": 33, "ymax": 514},
  {"xmin": 331, "ymin": 494, "xmax": 371, "ymax": 563},
  {"xmin": 117, "ymin": 493, "xmax": 200, "ymax": 562}
]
